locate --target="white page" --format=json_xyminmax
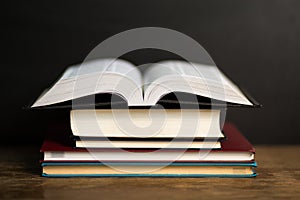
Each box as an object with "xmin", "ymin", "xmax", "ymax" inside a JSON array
[
  {"xmin": 62, "ymin": 58, "xmax": 142, "ymax": 85},
  {"xmin": 32, "ymin": 59, "xmax": 143, "ymax": 107},
  {"xmin": 32, "ymin": 59, "xmax": 253, "ymax": 107},
  {"xmin": 143, "ymin": 60, "xmax": 253, "ymax": 105}
]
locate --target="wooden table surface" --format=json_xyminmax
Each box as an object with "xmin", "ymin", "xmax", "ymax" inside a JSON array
[{"xmin": 0, "ymin": 145, "xmax": 299, "ymax": 200}]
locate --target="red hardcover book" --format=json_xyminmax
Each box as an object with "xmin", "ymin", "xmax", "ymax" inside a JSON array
[{"xmin": 41, "ymin": 122, "xmax": 255, "ymax": 162}]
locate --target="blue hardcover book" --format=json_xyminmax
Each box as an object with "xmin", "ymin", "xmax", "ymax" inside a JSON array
[{"xmin": 42, "ymin": 162, "xmax": 257, "ymax": 178}]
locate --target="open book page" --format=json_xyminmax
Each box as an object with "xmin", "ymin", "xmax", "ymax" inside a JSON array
[
  {"xmin": 61, "ymin": 59, "xmax": 142, "ymax": 85},
  {"xmin": 32, "ymin": 59, "xmax": 253, "ymax": 107},
  {"xmin": 143, "ymin": 60, "xmax": 253, "ymax": 106},
  {"xmin": 32, "ymin": 59, "xmax": 143, "ymax": 107}
]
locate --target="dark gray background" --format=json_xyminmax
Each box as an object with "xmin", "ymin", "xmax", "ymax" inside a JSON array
[{"xmin": 2, "ymin": 0, "xmax": 300, "ymax": 144}]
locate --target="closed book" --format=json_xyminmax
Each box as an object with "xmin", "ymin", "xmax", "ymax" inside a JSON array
[
  {"xmin": 41, "ymin": 123, "xmax": 255, "ymax": 162},
  {"xmin": 41, "ymin": 162, "xmax": 257, "ymax": 178},
  {"xmin": 70, "ymin": 109, "xmax": 225, "ymax": 139},
  {"xmin": 74, "ymin": 138, "xmax": 221, "ymax": 149}
]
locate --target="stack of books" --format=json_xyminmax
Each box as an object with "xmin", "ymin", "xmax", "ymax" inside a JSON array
[{"xmin": 32, "ymin": 59, "xmax": 260, "ymax": 177}]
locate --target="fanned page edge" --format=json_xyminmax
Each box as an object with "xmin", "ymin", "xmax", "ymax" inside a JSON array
[
  {"xmin": 31, "ymin": 59, "xmax": 144, "ymax": 108},
  {"xmin": 31, "ymin": 59, "xmax": 255, "ymax": 108},
  {"xmin": 142, "ymin": 60, "xmax": 253, "ymax": 106}
]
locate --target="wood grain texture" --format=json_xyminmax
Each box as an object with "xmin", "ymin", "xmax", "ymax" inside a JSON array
[{"xmin": 0, "ymin": 145, "xmax": 299, "ymax": 199}]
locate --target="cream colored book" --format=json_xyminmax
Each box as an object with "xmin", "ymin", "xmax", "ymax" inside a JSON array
[
  {"xmin": 75, "ymin": 139, "xmax": 221, "ymax": 149},
  {"xmin": 70, "ymin": 109, "xmax": 224, "ymax": 139}
]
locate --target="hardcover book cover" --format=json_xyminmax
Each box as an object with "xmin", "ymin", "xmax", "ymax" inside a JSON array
[
  {"xmin": 41, "ymin": 123, "xmax": 255, "ymax": 163},
  {"xmin": 41, "ymin": 161, "xmax": 257, "ymax": 178}
]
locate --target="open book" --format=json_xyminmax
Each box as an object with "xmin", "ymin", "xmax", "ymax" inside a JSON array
[{"xmin": 31, "ymin": 59, "xmax": 254, "ymax": 107}]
